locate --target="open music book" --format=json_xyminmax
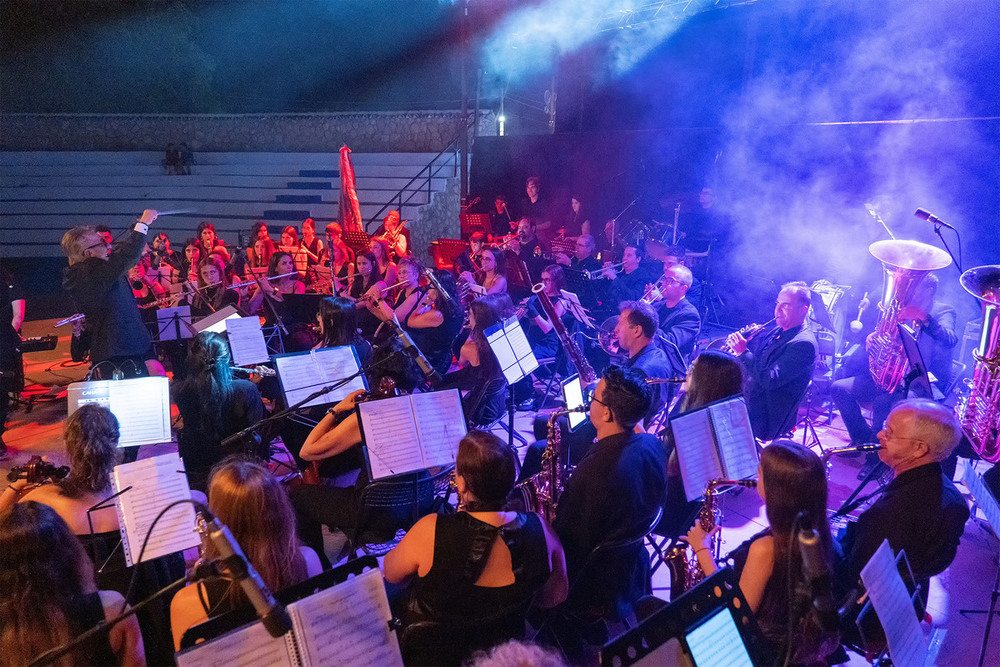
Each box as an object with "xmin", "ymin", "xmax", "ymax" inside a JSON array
[
  {"xmin": 175, "ymin": 568, "xmax": 402, "ymax": 667},
  {"xmin": 672, "ymin": 396, "xmax": 759, "ymax": 502},
  {"xmin": 68, "ymin": 376, "xmax": 172, "ymax": 448},
  {"xmin": 485, "ymin": 316, "xmax": 539, "ymax": 384},
  {"xmin": 225, "ymin": 316, "xmax": 271, "ymax": 366},
  {"xmin": 112, "ymin": 453, "xmax": 199, "ymax": 566},
  {"xmin": 274, "ymin": 346, "xmax": 368, "ymax": 408},
  {"xmin": 357, "ymin": 389, "xmax": 467, "ymax": 480}
]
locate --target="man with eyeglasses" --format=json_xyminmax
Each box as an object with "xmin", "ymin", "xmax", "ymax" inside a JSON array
[
  {"xmin": 61, "ymin": 210, "xmax": 165, "ymax": 379},
  {"xmin": 654, "ymin": 264, "xmax": 701, "ymax": 373},
  {"xmin": 551, "ymin": 366, "xmax": 667, "ymax": 658},
  {"xmin": 835, "ymin": 399, "xmax": 969, "ymax": 604}
]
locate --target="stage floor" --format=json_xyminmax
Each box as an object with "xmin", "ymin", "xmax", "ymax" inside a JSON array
[{"xmin": 3, "ymin": 318, "xmax": 998, "ymax": 665}]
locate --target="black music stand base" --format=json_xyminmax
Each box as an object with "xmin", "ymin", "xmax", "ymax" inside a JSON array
[{"xmin": 959, "ymin": 542, "xmax": 1000, "ymax": 667}]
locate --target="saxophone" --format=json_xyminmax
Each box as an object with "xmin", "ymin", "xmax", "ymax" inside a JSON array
[
  {"xmin": 956, "ymin": 266, "xmax": 1000, "ymax": 461},
  {"xmin": 532, "ymin": 283, "xmax": 597, "ymax": 385},
  {"xmin": 713, "ymin": 319, "xmax": 775, "ymax": 354},
  {"xmin": 664, "ymin": 478, "xmax": 757, "ymax": 599},
  {"xmin": 516, "ymin": 406, "xmax": 586, "ymax": 523}
]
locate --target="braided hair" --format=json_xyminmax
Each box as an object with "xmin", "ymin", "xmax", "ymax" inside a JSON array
[{"xmin": 181, "ymin": 331, "xmax": 233, "ymax": 444}]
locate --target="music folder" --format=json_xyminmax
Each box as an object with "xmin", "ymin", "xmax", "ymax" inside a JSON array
[
  {"xmin": 671, "ymin": 396, "xmax": 759, "ymax": 502},
  {"xmin": 67, "ymin": 376, "xmax": 172, "ymax": 448}
]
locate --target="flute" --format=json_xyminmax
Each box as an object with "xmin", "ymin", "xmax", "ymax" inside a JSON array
[{"xmin": 228, "ymin": 271, "xmax": 300, "ymax": 290}]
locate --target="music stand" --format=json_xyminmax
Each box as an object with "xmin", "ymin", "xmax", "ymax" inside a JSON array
[
  {"xmin": 600, "ymin": 568, "xmax": 767, "ymax": 666},
  {"xmin": 342, "ymin": 229, "xmax": 372, "ymax": 256},
  {"xmin": 563, "ymin": 269, "xmax": 600, "ymax": 311},
  {"xmin": 898, "ymin": 322, "xmax": 938, "ymax": 399},
  {"xmin": 155, "ymin": 306, "xmax": 195, "ymax": 342},
  {"xmin": 460, "ymin": 213, "xmax": 490, "ymax": 239},
  {"xmin": 959, "ymin": 465, "xmax": 1000, "ymax": 667}
]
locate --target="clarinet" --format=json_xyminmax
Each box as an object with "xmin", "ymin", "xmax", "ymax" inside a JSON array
[{"xmin": 531, "ymin": 283, "xmax": 597, "ymax": 385}]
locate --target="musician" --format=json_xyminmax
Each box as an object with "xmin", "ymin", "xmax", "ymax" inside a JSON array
[
  {"xmin": 552, "ymin": 366, "xmax": 666, "ymax": 652},
  {"xmin": 170, "ymin": 459, "xmax": 322, "ymax": 650},
  {"xmin": 196, "ymin": 221, "xmax": 230, "ymax": 263},
  {"xmin": 297, "ymin": 218, "xmax": 325, "ymax": 281},
  {"xmin": 180, "ymin": 238, "xmax": 202, "ymax": 283},
  {"xmin": 490, "ymin": 194, "xmax": 515, "ymax": 236},
  {"xmin": 324, "ymin": 222, "xmax": 354, "ymax": 263},
  {"xmin": 454, "ymin": 231, "xmax": 486, "ymax": 276},
  {"xmin": 614, "ymin": 301, "xmax": 672, "ymax": 428},
  {"xmin": 606, "ymin": 244, "xmax": 658, "ymax": 306},
  {"xmin": 374, "ymin": 210, "xmax": 410, "ymax": 260},
  {"xmin": 832, "ymin": 274, "xmax": 957, "ymax": 447},
  {"xmin": 246, "ymin": 251, "xmax": 305, "ymax": 314},
  {"xmin": 565, "ymin": 195, "xmax": 592, "ymax": 238},
  {"xmin": 188, "ymin": 255, "xmax": 240, "ymax": 317},
  {"xmin": 520, "ymin": 176, "xmax": 553, "ymax": 243},
  {"xmin": 95, "ymin": 224, "xmax": 114, "ymax": 246},
  {"xmin": 728, "ymin": 281, "xmax": 816, "ymax": 441},
  {"xmin": 61, "ymin": 211, "xmax": 166, "ymax": 379},
  {"xmin": 654, "ymin": 264, "xmax": 702, "ymax": 373},
  {"xmin": 555, "ymin": 234, "xmax": 601, "ymax": 274},
  {"xmin": 686, "ymin": 441, "xmax": 840, "ymax": 664},
  {"xmin": 128, "ymin": 261, "xmax": 166, "ymax": 310},
  {"xmin": 511, "ymin": 217, "xmax": 547, "ymax": 283},
  {"xmin": 150, "ymin": 231, "xmax": 182, "ymax": 277},
  {"xmin": 460, "ymin": 245, "xmax": 507, "ymax": 296},
  {"xmin": 523, "ymin": 265, "xmax": 576, "ymax": 369},
  {"xmin": 384, "ymin": 431, "xmax": 568, "ymax": 664},
  {"xmin": 370, "ymin": 237, "xmax": 399, "ymax": 287},
  {"xmin": 172, "ymin": 332, "xmax": 265, "ymax": 492},
  {"xmin": 290, "ymin": 340, "xmax": 425, "ymax": 568},
  {"xmin": 835, "ymin": 399, "xmax": 969, "ymax": 595},
  {"xmin": 0, "ymin": 502, "xmax": 146, "ymax": 667},
  {"xmin": 446, "ymin": 296, "xmax": 508, "ymax": 425},
  {"xmin": 676, "ymin": 186, "xmax": 717, "ymax": 254},
  {"xmin": 0, "ymin": 267, "xmax": 24, "ymax": 456},
  {"xmin": 349, "ymin": 250, "xmax": 387, "ymax": 339},
  {"xmin": 248, "ymin": 237, "xmax": 275, "ymax": 274}
]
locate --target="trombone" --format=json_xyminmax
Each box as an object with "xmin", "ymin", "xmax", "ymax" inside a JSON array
[{"xmin": 583, "ymin": 262, "xmax": 624, "ymax": 280}]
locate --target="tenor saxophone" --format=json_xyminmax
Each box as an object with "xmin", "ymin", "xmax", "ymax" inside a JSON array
[
  {"xmin": 516, "ymin": 406, "xmax": 586, "ymax": 523},
  {"xmin": 663, "ymin": 478, "xmax": 757, "ymax": 598}
]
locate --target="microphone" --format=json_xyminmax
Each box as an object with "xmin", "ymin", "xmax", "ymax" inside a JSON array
[
  {"xmin": 386, "ymin": 318, "xmax": 442, "ymax": 386},
  {"xmin": 207, "ymin": 517, "xmax": 292, "ymax": 638},
  {"xmin": 797, "ymin": 513, "xmax": 840, "ymax": 632},
  {"xmin": 422, "ymin": 268, "xmax": 452, "ymax": 303},
  {"xmin": 914, "ymin": 208, "xmax": 955, "ymax": 230}
]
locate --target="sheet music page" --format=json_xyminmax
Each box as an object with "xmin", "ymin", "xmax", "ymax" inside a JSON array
[
  {"xmin": 175, "ymin": 619, "xmax": 294, "ymax": 667},
  {"xmin": 560, "ymin": 290, "xmax": 594, "ymax": 328},
  {"xmin": 486, "ymin": 326, "xmax": 521, "ymax": 384},
  {"xmin": 671, "ymin": 408, "xmax": 725, "ymax": 502},
  {"xmin": 468, "ymin": 282, "xmax": 487, "ymax": 296},
  {"xmin": 312, "ymin": 347, "xmax": 367, "ymax": 403},
  {"xmin": 290, "ymin": 569, "xmax": 402, "ymax": 667},
  {"xmin": 709, "ymin": 398, "xmax": 759, "ymax": 481},
  {"xmin": 964, "ymin": 465, "xmax": 1000, "ymax": 534},
  {"xmin": 860, "ymin": 540, "xmax": 928, "ymax": 667},
  {"xmin": 412, "ymin": 390, "xmax": 467, "ymax": 468},
  {"xmin": 685, "ymin": 607, "xmax": 754, "ymax": 667},
  {"xmin": 357, "ymin": 396, "xmax": 425, "ymax": 479},
  {"xmin": 108, "ymin": 377, "xmax": 172, "ymax": 447},
  {"xmin": 114, "ymin": 453, "xmax": 198, "ymax": 565},
  {"xmin": 225, "ymin": 316, "xmax": 271, "ymax": 366},
  {"xmin": 505, "ymin": 318, "xmax": 539, "ymax": 377}
]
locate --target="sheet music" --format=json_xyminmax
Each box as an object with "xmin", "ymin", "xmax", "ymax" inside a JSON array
[
  {"xmin": 685, "ymin": 607, "xmax": 754, "ymax": 667},
  {"xmin": 358, "ymin": 396, "xmax": 424, "ymax": 479},
  {"xmin": 486, "ymin": 326, "xmax": 520, "ymax": 384},
  {"xmin": 709, "ymin": 398, "xmax": 759, "ymax": 480},
  {"xmin": 275, "ymin": 346, "xmax": 365, "ymax": 408},
  {"xmin": 225, "ymin": 316, "xmax": 270, "ymax": 366},
  {"xmin": 560, "ymin": 290, "xmax": 595, "ymax": 328},
  {"xmin": 175, "ymin": 619, "xmax": 294, "ymax": 667},
  {"xmin": 412, "ymin": 390, "xmax": 466, "ymax": 468},
  {"xmin": 860, "ymin": 540, "xmax": 929, "ymax": 667},
  {"xmin": 114, "ymin": 453, "xmax": 198, "ymax": 565},
  {"xmin": 964, "ymin": 465, "xmax": 1000, "ymax": 534},
  {"xmin": 504, "ymin": 318, "xmax": 538, "ymax": 377},
  {"xmin": 468, "ymin": 282, "xmax": 487, "ymax": 296},
  {"xmin": 290, "ymin": 569, "xmax": 403, "ymax": 667},
  {"xmin": 66, "ymin": 377, "xmax": 171, "ymax": 448},
  {"xmin": 672, "ymin": 408, "xmax": 725, "ymax": 502}
]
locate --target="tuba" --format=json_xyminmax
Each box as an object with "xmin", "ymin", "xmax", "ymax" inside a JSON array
[
  {"xmin": 663, "ymin": 478, "xmax": 757, "ymax": 599},
  {"xmin": 956, "ymin": 266, "xmax": 1000, "ymax": 461},
  {"xmin": 866, "ymin": 240, "xmax": 952, "ymax": 392},
  {"xmin": 532, "ymin": 283, "xmax": 597, "ymax": 385},
  {"xmin": 516, "ymin": 406, "xmax": 586, "ymax": 523}
]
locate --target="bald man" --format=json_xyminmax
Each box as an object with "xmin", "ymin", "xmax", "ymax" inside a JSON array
[{"xmin": 837, "ymin": 399, "xmax": 969, "ymax": 589}]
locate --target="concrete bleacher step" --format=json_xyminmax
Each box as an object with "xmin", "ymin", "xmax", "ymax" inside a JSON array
[
  {"xmin": 299, "ymin": 169, "xmax": 340, "ymax": 178},
  {"xmin": 274, "ymin": 194, "xmax": 325, "ymax": 204}
]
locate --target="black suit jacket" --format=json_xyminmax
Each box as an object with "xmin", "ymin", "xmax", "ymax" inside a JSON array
[
  {"xmin": 554, "ymin": 432, "xmax": 667, "ymax": 619},
  {"xmin": 626, "ymin": 343, "xmax": 673, "ymax": 427},
  {"xmin": 740, "ymin": 323, "xmax": 816, "ymax": 440},
  {"xmin": 657, "ymin": 297, "xmax": 702, "ymax": 373}
]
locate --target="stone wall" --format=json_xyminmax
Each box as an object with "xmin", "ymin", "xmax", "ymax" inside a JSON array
[
  {"xmin": 0, "ymin": 111, "xmax": 497, "ymax": 153},
  {"xmin": 414, "ymin": 176, "xmax": 462, "ymax": 265}
]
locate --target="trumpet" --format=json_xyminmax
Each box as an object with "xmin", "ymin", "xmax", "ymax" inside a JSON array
[
  {"xmin": 583, "ymin": 262, "xmax": 624, "ymax": 280},
  {"xmin": 490, "ymin": 234, "xmax": 519, "ymax": 250}
]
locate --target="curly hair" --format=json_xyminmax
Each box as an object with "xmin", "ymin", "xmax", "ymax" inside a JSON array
[{"xmin": 61, "ymin": 404, "xmax": 121, "ymax": 497}]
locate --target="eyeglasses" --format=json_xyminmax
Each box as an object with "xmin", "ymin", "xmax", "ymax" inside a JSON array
[
  {"xmin": 84, "ymin": 239, "xmax": 110, "ymax": 252},
  {"xmin": 660, "ymin": 277, "xmax": 688, "ymax": 287}
]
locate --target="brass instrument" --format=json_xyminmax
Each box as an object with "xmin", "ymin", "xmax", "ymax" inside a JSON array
[
  {"xmin": 583, "ymin": 262, "xmax": 624, "ymax": 280},
  {"xmin": 664, "ymin": 478, "xmax": 757, "ymax": 598},
  {"xmin": 867, "ymin": 240, "xmax": 951, "ymax": 392},
  {"xmin": 956, "ymin": 265, "xmax": 1000, "ymax": 461},
  {"xmin": 516, "ymin": 406, "xmax": 587, "ymax": 522},
  {"xmin": 710, "ymin": 318, "xmax": 776, "ymax": 354},
  {"xmin": 821, "ymin": 443, "xmax": 882, "ymax": 463},
  {"xmin": 597, "ymin": 316, "xmax": 623, "ymax": 357},
  {"xmin": 532, "ymin": 283, "xmax": 597, "ymax": 385}
]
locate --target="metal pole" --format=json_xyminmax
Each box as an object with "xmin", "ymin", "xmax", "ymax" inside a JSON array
[{"xmin": 459, "ymin": 0, "xmax": 470, "ymax": 202}]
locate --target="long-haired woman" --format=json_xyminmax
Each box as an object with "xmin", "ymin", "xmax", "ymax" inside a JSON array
[
  {"xmin": 349, "ymin": 250, "xmax": 387, "ymax": 339},
  {"xmin": 442, "ymin": 296, "xmax": 507, "ymax": 425},
  {"xmin": 460, "ymin": 246, "xmax": 507, "ymax": 296},
  {"xmin": 370, "ymin": 237, "xmax": 398, "ymax": 287},
  {"xmin": 185, "ymin": 255, "xmax": 239, "ymax": 317},
  {"xmin": 0, "ymin": 501, "xmax": 145, "ymax": 666},
  {"xmin": 180, "ymin": 238, "xmax": 202, "ymax": 283},
  {"xmin": 173, "ymin": 332, "xmax": 265, "ymax": 491},
  {"xmin": 196, "ymin": 221, "xmax": 229, "ymax": 264},
  {"xmin": 169, "ymin": 459, "xmax": 321, "ymax": 649},
  {"xmin": 686, "ymin": 441, "xmax": 840, "ymax": 664},
  {"xmin": 315, "ymin": 295, "xmax": 372, "ymax": 367}
]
